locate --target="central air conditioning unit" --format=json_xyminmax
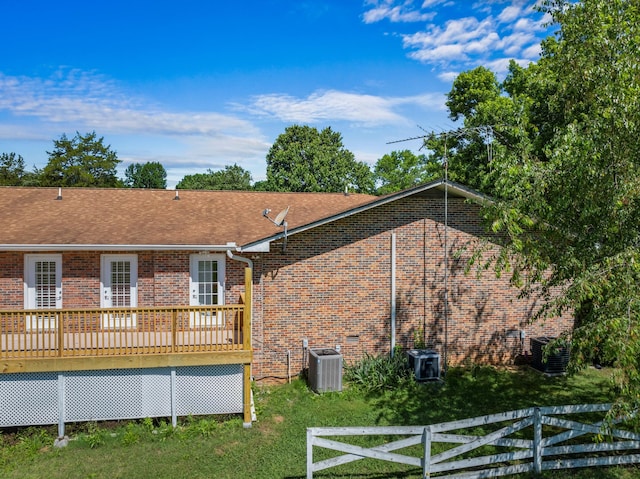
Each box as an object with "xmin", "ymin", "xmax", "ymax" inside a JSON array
[
  {"xmin": 530, "ymin": 337, "xmax": 569, "ymax": 374},
  {"xmin": 308, "ymin": 348, "xmax": 343, "ymax": 393},
  {"xmin": 406, "ymin": 349, "xmax": 440, "ymax": 381}
]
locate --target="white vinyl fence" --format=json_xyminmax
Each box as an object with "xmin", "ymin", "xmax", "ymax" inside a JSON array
[{"xmin": 307, "ymin": 403, "xmax": 640, "ymax": 478}]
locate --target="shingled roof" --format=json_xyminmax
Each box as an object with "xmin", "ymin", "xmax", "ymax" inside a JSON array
[
  {"xmin": 0, "ymin": 181, "xmax": 485, "ymax": 251},
  {"xmin": 0, "ymin": 187, "xmax": 377, "ymax": 250}
]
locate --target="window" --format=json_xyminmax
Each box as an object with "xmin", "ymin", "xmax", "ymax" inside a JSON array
[
  {"xmin": 24, "ymin": 254, "xmax": 62, "ymax": 330},
  {"xmin": 101, "ymin": 254, "xmax": 138, "ymax": 329},
  {"xmin": 189, "ymin": 254, "xmax": 225, "ymax": 327}
]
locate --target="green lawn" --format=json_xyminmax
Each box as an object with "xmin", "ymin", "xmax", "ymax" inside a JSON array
[{"xmin": 2, "ymin": 366, "xmax": 640, "ymax": 479}]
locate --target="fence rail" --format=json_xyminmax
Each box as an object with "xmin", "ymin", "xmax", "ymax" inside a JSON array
[
  {"xmin": 307, "ymin": 403, "xmax": 640, "ymax": 478},
  {"xmin": 0, "ymin": 304, "xmax": 246, "ymax": 359}
]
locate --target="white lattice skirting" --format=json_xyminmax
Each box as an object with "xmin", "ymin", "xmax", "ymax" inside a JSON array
[{"xmin": 0, "ymin": 364, "xmax": 244, "ymax": 436}]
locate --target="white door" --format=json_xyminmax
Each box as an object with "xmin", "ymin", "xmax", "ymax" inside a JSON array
[
  {"xmin": 189, "ymin": 254, "xmax": 225, "ymax": 327},
  {"xmin": 101, "ymin": 254, "xmax": 138, "ymax": 329},
  {"xmin": 24, "ymin": 254, "xmax": 62, "ymax": 330}
]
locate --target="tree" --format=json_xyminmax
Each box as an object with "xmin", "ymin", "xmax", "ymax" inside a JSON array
[
  {"xmin": 373, "ymin": 150, "xmax": 442, "ymax": 195},
  {"xmin": 423, "ymin": 65, "xmax": 528, "ymax": 195},
  {"xmin": 264, "ymin": 125, "xmax": 374, "ymax": 193},
  {"xmin": 176, "ymin": 164, "xmax": 252, "ymax": 190},
  {"xmin": 41, "ymin": 132, "xmax": 121, "ymax": 187},
  {"xmin": 439, "ymin": 0, "xmax": 640, "ymax": 408},
  {"xmin": 124, "ymin": 162, "xmax": 167, "ymax": 189},
  {"xmin": 0, "ymin": 152, "xmax": 26, "ymax": 186}
]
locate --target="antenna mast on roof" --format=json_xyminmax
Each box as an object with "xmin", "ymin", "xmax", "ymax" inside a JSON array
[{"xmin": 388, "ymin": 124, "xmax": 495, "ymax": 378}]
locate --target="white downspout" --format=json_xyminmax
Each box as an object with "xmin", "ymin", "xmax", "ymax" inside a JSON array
[
  {"xmin": 226, "ymin": 250, "xmax": 255, "ymax": 423},
  {"xmin": 226, "ymin": 250, "xmax": 253, "ymax": 271},
  {"xmin": 225, "ymin": 249, "xmax": 253, "ymax": 314},
  {"xmin": 390, "ymin": 233, "xmax": 397, "ymax": 357}
]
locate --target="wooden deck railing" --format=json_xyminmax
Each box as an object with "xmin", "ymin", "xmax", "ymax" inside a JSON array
[{"xmin": 0, "ymin": 304, "xmax": 246, "ymax": 360}]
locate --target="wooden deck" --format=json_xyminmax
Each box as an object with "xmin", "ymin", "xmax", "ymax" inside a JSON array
[
  {"xmin": 0, "ymin": 303, "xmax": 252, "ymax": 373},
  {"xmin": 1, "ymin": 268, "xmax": 255, "ymax": 427}
]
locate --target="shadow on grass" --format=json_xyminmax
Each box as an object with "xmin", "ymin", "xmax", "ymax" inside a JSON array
[
  {"xmin": 368, "ymin": 365, "xmax": 615, "ymax": 428},
  {"xmin": 284, "ymin": 471, "xmax": 421, "ymax": 479},
  {"xmin": 287, "ymin": 367, "xmax": 619, "ymax": 479}
]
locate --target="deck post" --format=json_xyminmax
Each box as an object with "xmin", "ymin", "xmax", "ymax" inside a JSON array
[
  {"xmin": 53, "ymin": 372, "xmax": 70, "ymax": 447},
  {"xmin": 243, "ymin": 267, "xmax": 253, "ymax": 428},
  {"xmin": 170, "ymin": 367, "xmax": 177, "ymax": 427}
]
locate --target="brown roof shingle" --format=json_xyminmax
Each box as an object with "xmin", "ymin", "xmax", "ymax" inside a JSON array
[{"xmin": 0, "ymin": 187, "xmax": 377, "ymax": 248}]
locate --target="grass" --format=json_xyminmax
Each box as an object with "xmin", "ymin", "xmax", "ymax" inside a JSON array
[{"xmin": 1, "ymin": 365, "xmax": 640, "ymax": 479}]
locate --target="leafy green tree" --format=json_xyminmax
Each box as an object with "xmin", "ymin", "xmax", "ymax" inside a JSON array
[
  {"xmin": 373, "ymin": 150, "xmax": 442, "ymax": 195},
  {"xmin": 176, "ymin": 164, "xmax": 252, "ymax": 190},
  {"xmin": 446, "ymin": 66, "xmax": 501, "ymax": 123},
  {"xmin": 0, "ymin": 152, "xmax": 26, "ymax": 186},
  {"xmin": 41, "ymin": 131, "xmax": 121, "ymax": 187},
  {"xmin": 423, "ymin": 65, "xmax": 527, "ymax": 195},
  {"xmin": 443, "ymin": 0, "xmax": 640, "ymax": 407},
  {"xmin": 265, "ymin": 125, "xmax": 374, "ymax": 193},
  {"xmin": 124, "ymin": 161, "xmax": 167, "ymax": 189}
]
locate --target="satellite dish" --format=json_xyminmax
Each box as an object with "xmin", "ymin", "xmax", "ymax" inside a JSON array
[
  {"xmin": 274, "ymin": 206, "xmax": 289, "ymax": 226},
  {"xmin": 262, "ymin": 205, "xmax": 290, "ymax": 252}
]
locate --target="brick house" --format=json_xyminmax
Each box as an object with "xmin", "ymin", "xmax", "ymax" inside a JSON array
[{"xmin": 0, "ymin": 181, "xmax": 570, "ymax": 386}]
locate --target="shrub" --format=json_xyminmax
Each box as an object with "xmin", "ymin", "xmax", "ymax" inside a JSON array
[{"xmin": 345, "ymin": 352, "xmax": 412, "ymax": 392}]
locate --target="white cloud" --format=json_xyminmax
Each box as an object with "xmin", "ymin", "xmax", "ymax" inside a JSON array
[
  {"xmin": 243, "ymin": 89, "xmax": 442, "ymax": 126},
  {"xmin": 421, "ymin": 0, "xmax": 451, "ymax": 7},
  {"xmin": 363, "ymin": 0, "xmax": 436, "ymax": 23},
  {"xmin": 512, "ymin": 16, "xmax": 544, "ymax": 32},
  {"xmin": 409, "ymin": 44, "xmax": 467, "ymax": 63},
  {"xmin": 0, "ymin": 71, "xmax": 261, "ymax": 139},
  {"xmin": 501, "ymin": 31, "xmax": 538, "ymax": 55},
  {"xmin": 484, "ymin": 57, "xmax": 516, "ymax": 75},
  {"xmin": 371, "ymin": 1, "xmax": 548, "ymax": 72},
  {"xmin": 498, "ymin": 4, "xmax": 525, "ymax": 23},
  {"xmin": 403, "ymin": 16, "xmax": 496, "ymax": 64},
  {"xmin": 438, "ymin": 71, "xmax": 460, "ymax": 82},
  {"xmin": 403, "ymin": 17, "xmax": 494, "ymax": 50},
  {"xmin": 521, "ymin": 42, "xmax": 542, "ymax": 59},
  {"xmin": 0, "ymin": 69, "xmax": 273, "ymax": 184}
]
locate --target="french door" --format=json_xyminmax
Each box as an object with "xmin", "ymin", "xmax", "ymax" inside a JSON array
[
  {"xmin": 189, "ymin": 254, "xmax": 225, "ymax": 327},
  {"xmin": 101, "ymin": 254, "xmax": 138, "ymax": 329},
  {"xmin": 24, "ymin": 254, "xmax": 62, "ymax": 330}
]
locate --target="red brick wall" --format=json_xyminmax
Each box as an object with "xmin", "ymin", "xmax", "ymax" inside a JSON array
[
  {"xmin": 0, "ymin": 252, "xmax": 24, "ymax": 308},
  {"xmin": 0, "ymin": 251, "xmax": 237, "ymax": 310},
  {"xmin": 64, "ymin": 252, "xmax": 101, "ymax": 307},
  {"xmin": 251, "ymin": 196, "xmax": 571, "ymax": 379},
  {"xmin": 0, "ymin": 196, "xmax": 572, "ymax": 379}
]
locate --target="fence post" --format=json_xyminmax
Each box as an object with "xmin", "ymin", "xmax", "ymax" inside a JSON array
[
  {"xmin": 307, "ymin": 429, "xmax": 314, "ymax": 479},
  {"xmin": 533, "ymin": 407, "xmax": 542, "ymax": 474},
  {"xmin": 422, "ymin": 426, "xmax": 432, "ymax": 479}
]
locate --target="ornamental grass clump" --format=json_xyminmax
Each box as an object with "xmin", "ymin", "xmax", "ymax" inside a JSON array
[{"xmin": 344, "ymin": 352, "xmax": 412, "ymax": 391}]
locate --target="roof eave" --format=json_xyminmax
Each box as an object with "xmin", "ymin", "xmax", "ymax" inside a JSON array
[
  {"xmin": 240, "ymin": 179, "xmax": 490, "ymax": 251},
  {"xmin": 0, "ymin": 243, "xmax": 238, "ymax": 252}
]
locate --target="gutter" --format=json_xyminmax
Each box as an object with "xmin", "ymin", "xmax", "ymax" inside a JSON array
[{"xmin": 0, "ymin": 243, "xmax": 238, "ymax": 252}]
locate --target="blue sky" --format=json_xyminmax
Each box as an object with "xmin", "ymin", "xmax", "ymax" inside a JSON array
[{"xmin": 0, "ymin": 0, "xmax": 552, "ymax": 188}]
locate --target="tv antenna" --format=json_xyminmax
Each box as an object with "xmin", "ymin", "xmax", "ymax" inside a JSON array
[
  {"xmin": 263, "ymin": 206, "xmax": 289, "ymax": 252},
  {"xmin": 387, "ymin": 124, "xmax": 494, "ymax": 379}
]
